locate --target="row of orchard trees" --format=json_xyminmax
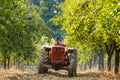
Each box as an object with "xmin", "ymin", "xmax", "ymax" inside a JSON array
[
  {"xmin": 52, "ymin": 0, "xmax": 120, "ymax": 74},
  {"xmin": 39, "ymin": 0, "xmax": 65, "ymax": 39},
  {"xmin": 0, "ymin": 0, "xmax": 50, "ymax": 70}
]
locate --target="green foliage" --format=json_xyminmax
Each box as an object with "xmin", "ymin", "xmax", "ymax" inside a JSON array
[
  {"xmin": 52, "ymin": 0, "xmax": 120, "ymax": 64},
  {"xmin": 39, "ymin": 0, "xmax": 65, "ymax": 39},
  {"xmin": 0, "ymin": 0, "xmax": 50, "ymax": 64}
]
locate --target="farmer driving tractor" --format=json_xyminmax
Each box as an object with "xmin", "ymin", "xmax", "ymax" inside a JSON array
[
  {"xmin": 38, "ymin": 36, "xmax": 77, "ymax": 77},
  {"xmin": 54, "ymin": 37, "xmax": 66, "ymax": 47}
]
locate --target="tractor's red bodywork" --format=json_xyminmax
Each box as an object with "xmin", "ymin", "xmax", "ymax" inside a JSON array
[
  {"xmin": 42, "ymin": 42, "xmax": 75, "ymax": 71},
  {"xmin": 38, "ymin": 40, "xmax": 77, "ymax": 77}
]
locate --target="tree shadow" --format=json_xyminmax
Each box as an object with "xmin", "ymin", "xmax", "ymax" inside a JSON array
[
  {"xmin": 77, "ymin": 72, "xmax": 101, "ymax": 77},
  {"xmin": 7, "ymin": 73, "xmax": 23, "ymax": 80},
  {"xmin": 8, "ymin": 76, "xmax": 18, "ymax": 80},
  {"xmin": 47, "ymin": 71, "xmax": 120, "ymax": 79},
  {"xmin": 49, "ymin": 71, "xmax": 101, "ymax": 78}
]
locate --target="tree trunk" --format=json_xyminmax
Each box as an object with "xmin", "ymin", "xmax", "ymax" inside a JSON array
[
  {"xmin": 18, "ymin": 60, "xmax": 20, "ymax": 69},
  {"xmin": 84, "ymin": 63, "xmax": 87, "ymax": 71},
  {"xmin": 89, "ymin": 59, "xmax": 92, "ymax": 70},
  {"xmin": 17, "ymin": 52, "xmax": 21, "ymax": 69},
  {"xmin": 93, "ymin": 56, "xmax": 97, "ymax": 67},
  {"xmin": 21, "ymin": 62, "xmax": 23, "ymax": 70},
  {"xmin": 98, "ymin": 49, "xmax": 104, "ymax": 71},
  {"xmin": 13, "ymin": 57, "xmax": 16, "ymax": 65},
  {"xmin": 8, "ymin": 57, "xmax": 10, "ymax": 70},
  {"xmin": 3, "ymin": 56, "xmax": 7, "ymax": 70},
  {"xmin": 108, "ymin": 54, "xmax": 112, "ymax": 71},
  {"xmin": 105, "ymin": 42, "xmax": 114, "ymax": 71},
  {"xmin": 115, "ymin": 50, "xmax": 119, "ymax": 74},
  {"xmin": 114, "ymin": 43, "xmax": 120, "ymax": 74},
  {"xmin": 13, "ymin": 58, "xmax": 17, "ymax": 69}
]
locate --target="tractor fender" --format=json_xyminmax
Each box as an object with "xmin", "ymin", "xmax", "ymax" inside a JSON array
[
  {"xmin": 67, "ymin": 48, "xmax": 77, "ymax": 54},
  {"xmin": 42, "ymin": 45, "xmax": 51, "ymax": 51}
]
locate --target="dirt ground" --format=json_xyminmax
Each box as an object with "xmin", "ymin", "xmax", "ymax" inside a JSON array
[{"xmin": 0, "ymin": 69, "xmax": 120, "ymax": 80}]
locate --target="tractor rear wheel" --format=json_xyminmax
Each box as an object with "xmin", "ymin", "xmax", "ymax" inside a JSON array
[
  {"xmin": 38, "ymin": 48, "xmax": 49, "ymax": 73},
  {"xmin": 68, "ymin": 49, "xmax": 77, "ymax": 77}
]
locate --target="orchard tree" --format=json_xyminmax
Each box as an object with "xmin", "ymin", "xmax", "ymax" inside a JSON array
[
  {"xmin": 39, "ymin": 0, "xmax": 65, "ymax": 39},
  {"xmin": 52, "ymin": 0, "xmax": 120, "ymax": 74},
  {"xmin": 0, "ymin": 0, "xmax": 50, "ymax": 69}
]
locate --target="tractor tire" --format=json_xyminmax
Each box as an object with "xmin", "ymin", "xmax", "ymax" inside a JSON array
[
  {"xmin": 68, "ymin": 49, "xmax": 77, "ymax": 77},
  {"xmin": 38, "ymin": 48, "xmax": 49, "ymax": 73}
]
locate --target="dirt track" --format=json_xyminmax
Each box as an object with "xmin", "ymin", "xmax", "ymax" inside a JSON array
[{"xmin": 0, "ymin": 69, "xmax": 120, "ymax": 80}]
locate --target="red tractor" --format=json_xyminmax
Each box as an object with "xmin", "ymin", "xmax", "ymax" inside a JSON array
[{"xmin": 38, "ymin": 38, "xmax": 77, "ymax": 77}]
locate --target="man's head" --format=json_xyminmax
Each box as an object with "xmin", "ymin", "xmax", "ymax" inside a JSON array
[
  {"xmin": 56, "ymin": 37, "xmax": 60, "ymax": 40},
  {"xmin": 55, "ymin": 37, "xmax": 60, "ymax": 42}
]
